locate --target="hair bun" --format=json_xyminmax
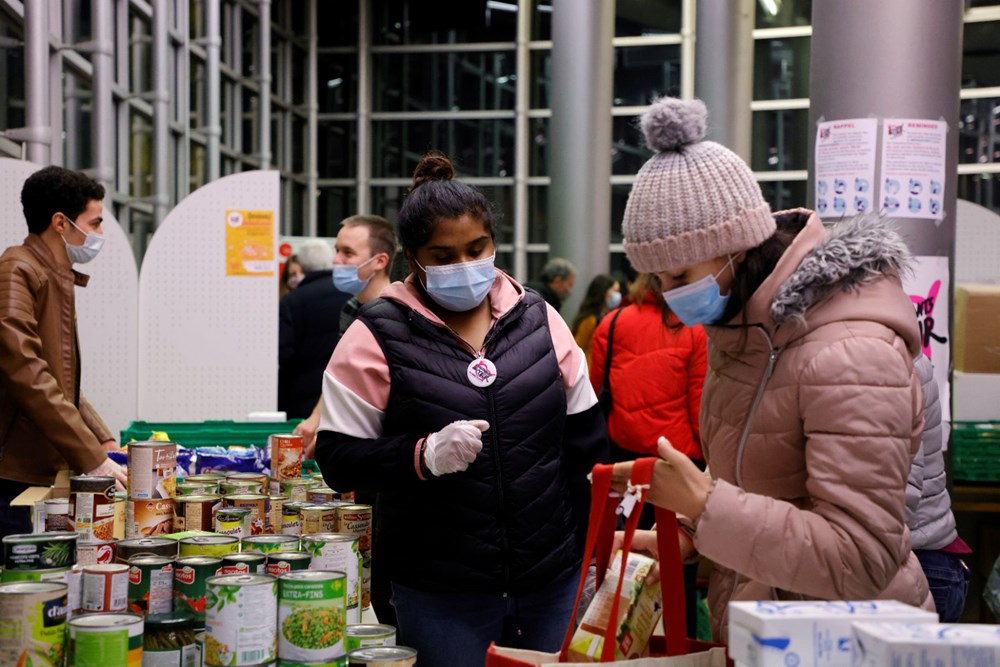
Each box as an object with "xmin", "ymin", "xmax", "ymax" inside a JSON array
[
  {"xmin": 640, "ymin": 97, "xmax": 708, "ymax": 152},
  {"xmin": 411, "ymin": 151, "xmax": 456, "ymax": 191}
]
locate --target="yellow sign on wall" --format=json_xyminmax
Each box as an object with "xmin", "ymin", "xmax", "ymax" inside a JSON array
[{"xmin": 225, "ymin": 209, "xmax": 275, "ymax": 276}]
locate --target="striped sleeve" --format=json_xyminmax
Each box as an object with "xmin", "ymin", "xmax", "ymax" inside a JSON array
[
  {"xmin": 318, "ymin": 320, "xmax": 390, "ymax": 439},
  {"xmin": 545, "ymin": 302, "xmax": 598, "ymax": 415}
]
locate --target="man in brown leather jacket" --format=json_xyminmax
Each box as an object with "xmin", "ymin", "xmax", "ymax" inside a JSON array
[{"xmin": 0, "ymin": 166, "xmax": 127, "ymax": 537}]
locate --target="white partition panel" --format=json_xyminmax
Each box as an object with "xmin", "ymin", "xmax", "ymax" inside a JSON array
[
  {"xmin": 0, "ymin": 158, "xmax": 139, "ymax": 437},
  {"xmin": 956, "ymin": 199, "xmax": 1000, "ymax": 284},
  {"xmin": 138, "ymin": 171, "xmax": 279, "ymax": 420}
]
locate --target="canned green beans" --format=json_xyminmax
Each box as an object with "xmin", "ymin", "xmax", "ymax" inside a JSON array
[
  {"xmin": 204, "ymin": 574, "xmax": 277, "ymax": 666},
  {"xmin": 179, "ymin": 535, "xmax": 240, "ymax": 558},
  {"xmin": 143, "ymin": 611, "xmax": 199, "ymax": 664},
  {"xmin": 278, "ymin": 570, "xmax": 347, "ymax": 661},
  {"xmin": 2, "ymin": 532, "xmax": 77, "ymax": 581},
  {"xmin": 0, "ymin": 581, "xmax": 68, "ymax": 667},
  {"xmin": 346, "ymin": 646, "xmax": 417, "ymax": 666},
  {"xmin": 265, "ymin": 552, "xmax": 312, "ymax": 577},
  {"xmin": 127, "ymin": 555, "xmax": 174, "ymax": 615},
  {"xmin": 241, "ymin": 534, "xmax": 299, "ymax": 554},
  {"xmin": 67, "ymin": 612, "xmax": 144, "ymax": 667},
  {"xmin": 173, "ymin": 556, "xmax": 223, "ymax": 626},
  {"xmin": 344, "ymin": 624, "xmax": 396, "ymax": 653}
]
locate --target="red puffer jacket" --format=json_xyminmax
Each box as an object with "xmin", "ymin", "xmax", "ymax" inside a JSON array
[{"xmin": 589, "ymin": 292, "xmax": 707, "ymax": 460}]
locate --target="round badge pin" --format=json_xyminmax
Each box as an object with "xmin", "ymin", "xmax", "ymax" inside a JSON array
[{"xmin": 467, "ymin": 357, "xmax": 498, "ymax": 388}]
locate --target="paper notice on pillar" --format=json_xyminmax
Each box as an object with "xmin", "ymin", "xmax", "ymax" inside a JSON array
[
  {"xmin": 880, "ymin": 119, "xmax": 947, "ymax": 220},
  {"xmin": 814, "ymin": 118, "xmax": 878, "ymax": 219},
  {"xmin": 903, "ymin": 255, "xmax": 951, "ymax": 422},
  {"xmin": 225, "ymin": 209, "xmax": 276, "ymax": 276}
]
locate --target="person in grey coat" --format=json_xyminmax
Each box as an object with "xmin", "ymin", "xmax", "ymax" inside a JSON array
[{"xmin": 908, "ymin": 354, "xmax": 971, "ymax": 621}]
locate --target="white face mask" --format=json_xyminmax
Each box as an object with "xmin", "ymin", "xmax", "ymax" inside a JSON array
[{"xmin": 62, "ymin": 217, "xmax": 105, "ymax": 264}]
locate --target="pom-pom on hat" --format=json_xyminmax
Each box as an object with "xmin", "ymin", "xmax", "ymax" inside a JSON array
[{"xmin": 622, "ymin": 97, "xmax": 775, "ymax": 274}]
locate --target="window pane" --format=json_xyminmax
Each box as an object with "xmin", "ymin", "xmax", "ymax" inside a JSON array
[
  {"xmin": 63, "ymin": 71, "xmax": 93, "ymax": 171},
  {"xmin": 964, "ymin": 21, "xmax": 1000, "ymax": 89},
  {"xmin": 613, "ymin": 115, "xmax": 654, "ymax": 176},
  {"xmin": 190, "ymin": 143, "xmax": 206, "ymax": 190},
  {"xmin": 752, "ymin": 109, "xmax": 808, "ymax": 171},
  {"xmin": 614, "ymin": 45, "xmax": 682, "ymax": 106},
  {"xmin": 372, "ymin": 119, "xmax": 515, "ymax": 178},
  {"xmin": 318, "ymin": 53, "xmax": 358, "ymax": 113},
  {"xmin": 528, "ymin": 185, "xmax": 548, "ymax": 243},
  {"xmin": 129, "ymin": 111, "xmax": 153, "ymax": 198},
  {"xmin": 530, "ymin": 118, "xmax": 548, "ymax": 177},
  {"xmin": 291, "ymin": 182, "xmax": 306, "ymax": 236},
  {"xmin": 755, "ymin": 0, "xmax": 812, "ymax": 29},
  {"xmin": 754, "ymin": 37, "xmax": 810, "ymax": 100},
  {"xmin": 316, "ymin": 1, "xmax": 359, "ymax": 46},
  {"xmin": 759, "ymin": 180, "xmax": 807, "ymax": 211},
  {"xmin": 318, "ymin": 187, "xmax": 359, "ymax": 236},
  {"xmin": 63, "ymin": 0, "xmax": 92, "ymax": 43},
  {"xmin": 128, "ymin": 14, "xmax": 153, "ymax": 93},
  {"xmin": 615, "ymin": 0, "xmax": 682, "ymax": 36},
  {"xmin": 190, "ymin": 60, "xmax": 206, "ymax": 131},
  {"xmin": 318, "ymin": 120, "xmax": 357, "ymax": 179},
  {"xmin": 611, "ymin": 184, "xmax": 630, "ymax": 244},
  {"xmin": 242, "ymin": 13, "xmax": 258, "ymax": 79},
  {"xmin": 527, "ymin": 252, "xmax": 550, "ymax": 283},
  {"xmin": 532, "ymin": 0, "xmax": 552, "ymax": 41},
  {"xmin": 374, "ymin": 0, "xmax": 516, "ymax": 46},
  {"xmin": 959, "ymin": 97, "xmax": 1000, "ymax": 165},
  {"xmin": 292, "ymin": 44, "xmax": 307, "ymax": 107},
  {"xmin": 959, "ymin": 173, "xmax": 1000, "ymax": 213},
  {"xmin": 243, "ymin": 92, "xmax": 258, "ymax": 156},
  {"xmin": 190, "ymin": 0, "xmax": 204, "ymax": 39},
  {"xmin": 1, "ymin": 19, "xmax": 25, "ymax": 130},
  {"xmin": 374, "ymin": 51, "xmax": 516, "ymax": 112},
  {"xmin": 292, "ymin": 116, "xmax": 306, "ymax": 173}
]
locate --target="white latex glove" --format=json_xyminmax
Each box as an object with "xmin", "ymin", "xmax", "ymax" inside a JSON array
[
  {"xmin": 87, "ymin": 456, "xmax": 127, "ymax": 491},
  {"xmin": 423, "ymin": 420, "xmax": 490, "ymax": 477}
]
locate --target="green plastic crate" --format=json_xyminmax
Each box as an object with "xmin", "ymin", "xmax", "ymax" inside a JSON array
[{"xmin": 951, "ymin": 422, "xmax": 1000, "ymax": 483}]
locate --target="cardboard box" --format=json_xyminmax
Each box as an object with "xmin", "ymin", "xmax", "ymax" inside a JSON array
[
  {"xmin": 852, "ymin": 622, "xmax": 1000, "ymax": 666},
  {"xmin": 11, "ymin": 470, "xmax": 72, "ymax": 532},
  {"xmin": 727, "ymin": 600, "xmax": 937, "ymax": 667},
  {"xmin": 953, "ymin": 371, "xmax": 1000, "ymax": 421},
  {"xmin": 955, "ymin": 284, "xmax": 1000, "ymax": 374},
  {"xmin": 568, "ymin": 550, "xmax": 663, "ymax": 662}
]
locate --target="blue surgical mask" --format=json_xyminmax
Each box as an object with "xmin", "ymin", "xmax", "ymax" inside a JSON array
[
  {"xmin": 416, "ymin": 254, "xmax": 496, "ymax": 312},
  {"xmin": 332, "ymin": 255, "xmax": 377, "ymax": 295},
  {"xmin": 606, "ymin": 291, "xmax": 622, "ymax": 309},
  {"xmin": 62, "ymin": 218, "xmax": 104, "ymax": 264},
  {"xmin": 662, "ymin": 257, "xmax": 735, "ymax": 326}
]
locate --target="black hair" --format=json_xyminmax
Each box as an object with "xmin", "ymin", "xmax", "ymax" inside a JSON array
[
  {"xmin": 571, "ymin": 274, "xmax": 618, "ymax": 335},
  {"xmin": 21, "ymin": 166, "xmax": 105, "ymax": 235},
  {"xmin": 396, "ymin": 151, "xmax": 495, "ymax": 254},
  {"xmin": 719, "ymin": 227, "xmax": 798, "ymax": 324}
]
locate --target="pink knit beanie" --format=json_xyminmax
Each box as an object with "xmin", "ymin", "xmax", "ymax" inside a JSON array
[{"xmin": 622, "ymin": 97, "xmax": 775, "ymax": 274}]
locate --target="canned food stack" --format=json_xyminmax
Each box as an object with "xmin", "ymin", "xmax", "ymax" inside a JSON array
[
  {"xmin": 333, "ymin": 504, "xmax": 373, "ymax": 610},
  {"xmin": 0, "ymin": 580, "xmax": 70, "ymax": 667},
  {"xmin": 301, "ymin": 534, "xmax": 363, "ymax": 624},
  {"xmin": 126, "ymin": 441, "xmax": 178, "ymax": 539},
  {"xmin": 67, "ymin": 474, "xmax": 119, "ymax": 564}
]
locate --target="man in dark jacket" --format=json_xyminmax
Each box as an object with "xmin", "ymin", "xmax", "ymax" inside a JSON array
[
  {"xmin": 526, "ymin": 257, "xmax": 576, "ymax": 312},
  {"xmin": 277, "ymin": 239, "xmax": 350, "ymax": 418},
  {"xmin": 0, "ymin": 166, "xmax": 126, "ymax": 538}
]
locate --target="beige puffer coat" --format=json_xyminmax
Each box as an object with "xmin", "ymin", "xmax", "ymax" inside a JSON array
[{"xmin": 693, "ymin": 210, "xmax": 933, "ymax": 641}]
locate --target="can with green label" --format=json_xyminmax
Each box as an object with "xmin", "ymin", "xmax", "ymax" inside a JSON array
[
  {"xmin": 242, "ymin": 534, "xmax": 299, "ymax": 554},
  {"xmin": 220, "ymin": 552, "xmax": 266, "ymax": 575},
  {"xmin": 143, "ymin": 611, "xmax": 199, "ymax": 665},
  {"xmin": 204, "ymin": 574, "xmax": 277, "ymax": 666},
  {"xmin": 67, "ymin": 612, "xmax": 144, "ymax": 667},
  {"xmin": 346, "ymin": 646, "xmax": 417, "ymax": 666},
  {"xmin": 265, "ymin": 551, "xmax": 312, "ymax": 577},
  {"xmin": 0, "ymin": 581, "xmax": 68, "ymax": 667},
  {"xmin": 343, "ymin": 624, "xmax": 396, "ymax": 653},
  {"xmin": 127, "ymin": 554, "xmax": 174, "ymax": 615},
  {"xmin": 301, "ymin": 534, "xmax": 361, "ymax": 623},
  {"xmin": 278, "ymin": 570, "xmax": 347, "ymax": 662},
  {"xmin": 278, "ymin": 658, "xmax": 347, "ymax": 667},
  {"xmin": 2, "ymin": 532, "xmax": 77, "ymax": 580},
  {"xmin": 176, "ymin": 481, "xmax": 219, "ymax": 497},
  {"xmin": 179, "ymin": 535, "xmax": 240, "ymax": 558},
  {"xmin": 173, "ymin": 556, "xmax": 222, "ymax": 626}
]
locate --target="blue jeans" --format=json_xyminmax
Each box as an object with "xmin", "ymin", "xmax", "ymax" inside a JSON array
[
  {"xmin": 915, "ymin": 549, "xmax": 970, "ymax": 622},
  {"xmin": 391, "ymin": 573, "xmax": 579, "ymax": 667}
]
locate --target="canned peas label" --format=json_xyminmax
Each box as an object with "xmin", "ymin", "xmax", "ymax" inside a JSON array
[{"xmin": 278, "ymin": 576, "xmax": 347, "ymax": 660}]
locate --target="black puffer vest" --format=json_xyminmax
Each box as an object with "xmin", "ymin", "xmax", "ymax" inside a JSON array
[{"xmin": 360, "ymin": 290, "xmax": 581, "ymax": 595}]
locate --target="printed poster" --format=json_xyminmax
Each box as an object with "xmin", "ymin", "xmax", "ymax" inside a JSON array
[
  {"xmin": 880, "ymin": 119, "xmax": 947, "ymax": 220},
  {"xmin": 903, "ymin": 255, "xmax": 951, "ymax": 422},
  {"xmin": 814, "ymin": 118, "xmax": 878, "ymax": 219},
  {"xmin": 225, "ymin": 209, "xmax": 275, "ymax": 276}
]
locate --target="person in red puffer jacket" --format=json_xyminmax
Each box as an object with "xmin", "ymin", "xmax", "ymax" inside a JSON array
[{"xmin": 589, "ymin": 272, "xmax": 707, "ymax": 466}]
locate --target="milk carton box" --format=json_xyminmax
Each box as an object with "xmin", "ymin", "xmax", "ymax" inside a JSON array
[
  {"xmin": 728, "ymin": 600, "xmax": 938, "ymax": 667},
  {"xmin": 853, "ymin": 622, "xmax": 1000, "ymax": 666}
]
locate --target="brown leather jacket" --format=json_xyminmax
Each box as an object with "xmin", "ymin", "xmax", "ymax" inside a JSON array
[{"xmin": 0, "ymin": 234, "xmax": 113, "ymax": 485}]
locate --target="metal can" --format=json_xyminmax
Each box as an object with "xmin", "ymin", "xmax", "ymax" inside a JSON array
[
  {"xmin": 278, "ymin": 570, "xmax": 347, "ymax": 661},
  {"xmin": 178, "ymin": 535, "xmax": 240, "ymax": 558},
  {"xmin": 306, "ymin": 488, "xmax": 341, "ymax": 504},
  {"xmin": 126, "ymin": 498, "xmax": 175, "ymax": 538},
  {"xmin": 343, "ymin": 625, "xmax": 396, "ymax": 653},
  {"xmin": 214, "ymin": 507, "xmax": 253, "ymax": 538},
  {"xmin": 81, "ymin": 563, "xmax": 130, "ymax": 613},
  {"xmin": 268, "ymin": 495, "xmax": 287, "ymax": 533},
  {"xmin": 127, "ymin": 555, "xmax": 174, "ymax": 615},
  {"xmin": 77, "ymin": 540, "xmax": 116, "ymax": 567},
  {"xmin": 300, "ymin": 506, "xmax": 337, "ymax": 535},
  {"xmin": 173, "ymin": 556, "xmax": 223, "ymax": 626},
  {"xmin": 2, "ymin": 532, "xmax": 77, "ymax": 580},
  {"xmin": 204, "ymin": 574, "xmax": 277, "ymax": 666},
  {"xmin": 278, "ymin": 659, "xmax": 346, "ymax": 667},
  {"xmin": 175, "ymin": 494, "xmax": 222, "ymax": 532},
  {"xmin": 66, "ymin": 566, "xmax": 82, "ymax": 616},
  {"xmin": 68, "ymin": 475, "xmax": 116, "ymax": 542},
  {"xmin": 265, "ymin": 552, "xmax": 312, "ymax": 577},
  {"xmin": 114, "ymin": 492, "xmax": 126, "ymax": 541},
  {"xmin": 176, "ymin": 481, "xmax": 219, "ymax": 496},
  {"xmin": 241, "ymin": 534, "xmax": 299, "ymax": 554},
  {"xmin": 223, "ymin": 495, "xmax": 270, "ymax": 535},
  {"xmin": 186, "ymin": 473, "xmax": 225, "ymax": 486},
  {"xmin": 220, "ymin": 480, "xmax": 262, "ymax": 496},
  {"xmin": 279, "ymin": 478, "xmax": 319, "ymax": 503},
  {"xmin": 143, "ymin": 610, "xmax": 199, "ymax": 665},
  {"xmin": 269, "ymin": 434, "xmax": 304, "ymax": 481},
  {"xmin": 219, "ymin": 553, "xmax": 266, "ymax": 575},
  {"xmin": 44, "ymin": 498, "xmax": 70, "ymax": 532},
  {"xmin": 0, "ymin": 581, "xmax": 69, "ymax": 667},
  {"xmin": 128, "ymin": 440, "xmax": 179, "ymax": 499},
  {"xmin": 225, "ymin": 472, "xmax": 270, "ymax": 495},
  {"xmin": 346, "ymin": 647, "xmax": 417, "ymax": 666},
  {"xmin": 67, "ymin": 612, "xmax": 144, "ymax": 667},
  {"xmin": 282, "ymin": 502, "xmax": 309, "ymax": 536},
  {"xmin": 301, "ymin": 534, "xmax": 361, "ymax": 623},
  {"xmin": 116, "ymin": 537, "xmax": 178, "ymax": 563},
  {"xmin": 334, "ymin": 505, "xmax": 372, "ymax": 609}
]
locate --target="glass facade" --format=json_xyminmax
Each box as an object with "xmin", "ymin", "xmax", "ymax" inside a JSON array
[{"xmin": 0, "ymin": 0, "xmax": 997, "ymax": 271}]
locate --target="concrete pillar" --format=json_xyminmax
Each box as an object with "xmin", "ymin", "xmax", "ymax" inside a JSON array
[
  {"xmin": 305, "ymin": 0, "xmax": 318, "ymax": 235},
  {"xmin": 152, "ymin": 0, "xmax": 170, "ymax": 228},
  {"xmin": 206, "ymin": 0, "xmax": 222, "ymax": 182},
  {"xmin": 22, "ymin": 0, "xmax": 52, "ymax": 164},
  {"xmin": 694, "ymin": 0, "xmax": 755, "ymax": 160},
  {"xmin": 91, "ymin": 0, "xmax": 115, "ymax": 191},
  {"xmin": 548, "ymin": 0, "xmax": 614, "ymax": 320},
  {"xmin": 257, "ymin": 0, "xmax": 272, "ymax": 169},
  {"xmin": 356, "ymin": 0, "xmax": 372, "ymax": 216}
]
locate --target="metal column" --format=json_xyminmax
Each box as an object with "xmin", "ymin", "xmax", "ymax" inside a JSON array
[
  {"xmin": 548, "ymin": 0, "xmax": 614, "ymax": 320},
  {"xmin": 356, "ymin": 0, "xmax": 371, "ymax": 215},
  {"xmin": 305, "ymin": 0, "xmax": 318, "ymax": 235},
  {"xmin": 91, "ymin": 0, "xmax": 115, "ymax": 191},
  {"xmin": 809, "ymin": 0, "xmax": 963, "ymax": 258},
  {"xmin": 205, "ymin": 0, "xmax": 222, "ymax": 181},
  {"xmin": 512, "ymin": 0, "xmax": 530, "ymax": 282},
  {"xmin": 152, "ymin": 0, "xmax": 170, "ymax": 228},
  {"xmin": 257, "ymin": 0, "xmax": 272, "ymax": 170},
  {"xmin": 694, "ymin": 0, "xmax": 754, "ymax": 160},
  {"xmin": 21, "ymin": 0, "xmax": 52, "ymax": 164}
]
